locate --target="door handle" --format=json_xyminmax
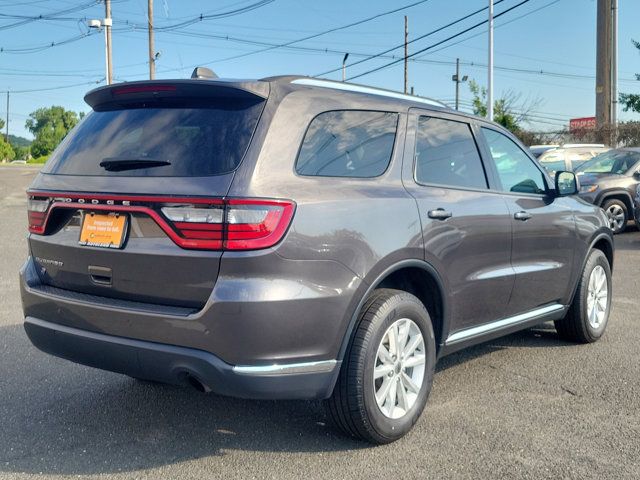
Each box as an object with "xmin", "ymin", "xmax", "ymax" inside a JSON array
[
  {"xmin": 514, "ymin": 211, "xmax": 532, "ymax": 221},
  {"xmin": 428, "ymin": 208, "xmax": 453, "ymax": 220}
]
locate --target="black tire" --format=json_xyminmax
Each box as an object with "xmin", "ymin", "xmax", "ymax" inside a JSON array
[
  {"xmin": 555, "ymin": 249, "xmax": 612, "ymax": 343},
  {"xmin": 325, "ymin": 288, "xmax": 436, "ymax": 444},
  {"xmin": 602, "ymin": 198, "xmax": 628, "ymax": 234}
]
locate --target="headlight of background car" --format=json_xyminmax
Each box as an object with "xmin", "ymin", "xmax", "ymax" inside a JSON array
[{"xmin": 580, "ymin": 184, "xmax": 598, "ymax": 193}]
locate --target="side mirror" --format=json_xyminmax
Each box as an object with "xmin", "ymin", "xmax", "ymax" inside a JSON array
[
  {"xmin": 633, "ymin": 170, "xmax": 640, "ymax": 179},
  {"xmin": 555, "ymin": 171, "xmax": 579, "ymax": 196}
]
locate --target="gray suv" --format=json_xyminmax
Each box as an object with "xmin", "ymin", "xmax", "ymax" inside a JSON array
[
  {"xmin": 576, "ymin": 148, "xmax": 640, "ymax": 234},
  {"xmin": 21, "ymin": 72, "xmax": 614, "ymax": 444}
]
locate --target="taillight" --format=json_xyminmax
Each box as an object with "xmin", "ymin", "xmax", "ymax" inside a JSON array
[
  {"xmin": 161, "ymin": 200, "xmax": 295, "ymax": 250},
  {"xmin": 26, "ymin": 192, "xmax": 295, "ymax": 251},
  {"xmin": 225, "ymin": 199, "xmax": 295, "ymax": 250},
  {"xmin": 27, "ymin": 197, "xmax": 51, "ymax": 234},
  {"xmin": 161, "ymin": 205, "xmax": 225, "ymax": 249}
]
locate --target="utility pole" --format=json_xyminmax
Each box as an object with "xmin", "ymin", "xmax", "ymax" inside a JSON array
[
  {"xmin": 104, "ymin": 0, "xmax": 113, "ymax": 85},
  {"xmin": 404, "ymin": 15, "xmax": 408, "ymax": 94},
  {"xmin": 455, "ymin": 58, "xmax": 460, "ymax": 110},
  {"xmin": 342, "ymin": 53, "xmax": 349, "ymax": 82},
  {"xmin": 596, "ymin": 0, "xmax": 612, "ymax": 141},
  {"xmin": 452, "ymin": 58, "xmax": 468, "ymax": 111},
  {"xmin": 611, "ymin": 0, "xmax": 618, "ymax": 136},
  {"xmin": 5, "ymin": 91, "xmax": 8, "ymax": 143},
  {"xmin": 148, "ymin": 0, "xmax": 155, "ymax": 80},
  {"xmin": 487, "ymin": 0, "xmax": 494, "ymax": 121}
]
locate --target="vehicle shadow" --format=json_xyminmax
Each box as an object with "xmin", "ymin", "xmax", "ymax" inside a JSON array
[
  {"xmin": 0, "ymin": 324, "xmax": 366, "ymax": 477},
  {"xmin": 0, "ymin": 322, "xmax": 579, "ymax": 476},
  {"xmin": 435, "ymin": 322, "xmax": 566, "ymax": 372}
]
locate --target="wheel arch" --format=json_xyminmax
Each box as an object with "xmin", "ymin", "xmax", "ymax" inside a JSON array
[
  {"xmin": 592, "ymin": 234, "xmax": 614, "ymax": 271},
  {"xmin": 336, "ymin": 259, "xmax": 449, "ymax": 364},
  {"xmin": 598, "ymin": 190, "xmax": 634, "ymax": 213},
  {"xmin": 568, "ymin": 232, "xmax": 614, "ymax": 306}
]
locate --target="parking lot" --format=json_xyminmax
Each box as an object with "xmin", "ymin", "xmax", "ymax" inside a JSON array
[{"xmin": 0, "ymin": 165, "xmax": 638, "ymax": 479}]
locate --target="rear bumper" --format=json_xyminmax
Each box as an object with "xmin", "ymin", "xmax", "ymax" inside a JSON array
[
  {"xmin": 19, "ymin": 253, "xmax": 359, "ymax": 399},
  {"xmin": 24, "ymin": 316, "xmax": 339, "ymax": 400}
]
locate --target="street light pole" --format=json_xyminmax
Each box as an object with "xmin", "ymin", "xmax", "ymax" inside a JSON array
[
  {"xmin": 104, "ymin": 0, "xmax": 113, "ymax": 85},
  {"xmin": 487, "ymin": 0, "xmax": 494, "ymax": 121},
  {"xmin": 452, "ymin": 58, "xmax": 468, "ymax": 111},
  {"xmin": 87, "ymin": 18, "xmax": 111, "ymax": 85}
]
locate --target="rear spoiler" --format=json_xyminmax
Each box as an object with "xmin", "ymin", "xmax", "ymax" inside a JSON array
[{"xmin": 84, "ymin": 79, "xmax": 270, "ymax": 110}]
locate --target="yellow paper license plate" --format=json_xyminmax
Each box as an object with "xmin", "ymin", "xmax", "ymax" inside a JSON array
[{"xmin": 79, "ymin": 212, "xmax": 128, "ymax": 249}]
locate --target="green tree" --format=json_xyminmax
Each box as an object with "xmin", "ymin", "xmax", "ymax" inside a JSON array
[
  {"xmin": 25, "ymin": 106, "xmax": 79, "ymax": 158},
  {"xmin": 0, "ymin": 137, "xmax": 15, "ymax": 161},
  {"xmin": 11, "ymin": 144, "xmax": 30, "ymax": 160},
  {"xmin": 620, "ymin": 39, "xmax": 640, "ymax": 113},
  {"xmin": 469, "ymin": 80, "xmax": 521, "ymax": 132}
]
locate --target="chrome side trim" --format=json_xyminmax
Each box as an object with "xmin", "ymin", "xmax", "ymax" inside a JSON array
[
  {"xmin": 445, "ymin": 304, "xmax": 565, "ymax": 345},
  {"xmin": 233, "ymin": 359, "xmax": 338, "ymax": 376},
  {"xmin": 291, "ymin": 78, "xmax": 448, "ymax": 108}
]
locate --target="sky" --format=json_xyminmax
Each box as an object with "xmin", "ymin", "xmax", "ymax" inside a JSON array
[{"xmin": 0, "ymin": 0, "xmax": 639, "ymax": 139}]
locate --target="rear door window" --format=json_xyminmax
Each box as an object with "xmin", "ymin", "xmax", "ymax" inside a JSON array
[
  {"xmin": 295, "ymin": 110, "xmax": 398, "ymax": 178},
  {"xmin": 414, "ymin": 116, "xmax": 488, "ymax": 189},
  {"xmin": 43, "ymin": 98, "xmax": 265, "ymax": 176}
]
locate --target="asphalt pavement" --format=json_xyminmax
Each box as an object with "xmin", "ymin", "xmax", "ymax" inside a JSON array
[{"xmin": 0, "ymin": 165, "xmax": 638, "ymax": 479}]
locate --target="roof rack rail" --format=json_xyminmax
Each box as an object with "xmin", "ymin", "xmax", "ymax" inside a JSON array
[{"xmin": 291, "ymin": 78, "xmax": 448, "ymax": 109}]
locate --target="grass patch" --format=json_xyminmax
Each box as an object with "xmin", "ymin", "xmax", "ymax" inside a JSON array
[{"xmin": 27, "ymin": 155, "xmax": 48, "ymax": 164}]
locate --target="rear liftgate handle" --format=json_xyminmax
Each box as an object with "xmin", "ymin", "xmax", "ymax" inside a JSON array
[
  {"xmin": 427, "ymin": 208, "xmax": 453, "ymax": 220},
  {"xmin": 514, "ymin": 211, "xmax": 533, "ymax": 221},
  {"xmin": 88, "ymin": 265, "xmax": 112, "ymax": 286}
]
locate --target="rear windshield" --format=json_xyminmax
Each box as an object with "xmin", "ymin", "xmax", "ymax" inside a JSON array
[{"xmin": 43, "ymin": 98, "xmax": 264, "ymax": 176}]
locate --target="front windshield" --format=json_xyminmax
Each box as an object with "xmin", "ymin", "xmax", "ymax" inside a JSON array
[{"xmin": 575, "ymin": 150, "xmax": 640, "ymax": 175}]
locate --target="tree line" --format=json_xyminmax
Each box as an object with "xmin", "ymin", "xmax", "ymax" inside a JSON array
[{"xmin": 1, "ymin": 106, "xmax": 83, "ymax": 163}]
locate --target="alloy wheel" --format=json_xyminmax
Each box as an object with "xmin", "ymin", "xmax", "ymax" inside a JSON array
[
  {"xmin": 586, "ymin": 265, "xmax": 608, "ymax": 329},
  {"xmin": 373, "ymin": 318, "xmax": 426, "ymax": 419},
  {"xmin": 606, "ymin": 204, "xmax": 625, "ymax": 231}
]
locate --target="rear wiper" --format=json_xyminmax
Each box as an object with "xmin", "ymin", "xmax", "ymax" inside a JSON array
[{"xmin": 99, "ymin": 158, "xmax": 171, "ymax": 172}]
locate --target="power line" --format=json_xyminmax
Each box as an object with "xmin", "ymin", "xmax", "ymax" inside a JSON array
[
  {"xmin": 448, "ymin": 99, "xmax": 572, "ymax": 125},
  {"xmin": 115, "ymin": 0, "xmax": 276, "ymax": 32},
  {"xmin": 0, "ymin": 0, "xmax": 104, "ymax": 31},
  {"xmin": 346, "ymin": 0, "xmax": 533, "ymax": 81},
  {"xmin": 414, "ymin": 0, "xmax": 560, "ymax": 59},
  {"xmin": 314, "ymin": 0, "xmax": 507, "ymax": 78},
  {"xmin": 0, "ymin": 31, "xmax": 97, "ymax": 54},
  {"xmin": 0, "ymin": 0, "xmax": 274, "ymax": 54},
  {"xmin": 121, "ymin": 26, "xmax": 638, "ymax": 84},
  {"xmin": 0, "ymin": 79, "xmax": 103, "ymax": 95},
  {"xmin": 161, "ymin": 0, "xmax": 435, "ymax": 72}
]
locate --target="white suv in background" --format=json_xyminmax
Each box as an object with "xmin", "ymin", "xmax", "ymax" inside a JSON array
[{"xmin": 538, "ymin": 144, "xmax": 610, "ymax": 176}]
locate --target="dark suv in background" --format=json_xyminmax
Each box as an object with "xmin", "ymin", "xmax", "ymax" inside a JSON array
[
  {"xmin": 576, "ymin": 148, "xmax": 640, "ymax": 233},
  {"xmin": 21, "ymin": 71, "xmax": 614, "ymax": 444}
]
